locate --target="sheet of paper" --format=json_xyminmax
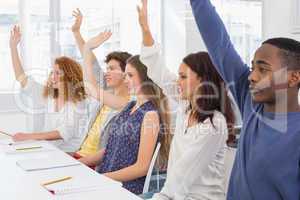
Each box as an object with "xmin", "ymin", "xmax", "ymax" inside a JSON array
[
  {"xmin": 43, "ymin": 176, "xmax": 122, "ymax": 195},
  {"xmin": 16, "ymin": 153, "xmax": 80, "ymax": 171}
]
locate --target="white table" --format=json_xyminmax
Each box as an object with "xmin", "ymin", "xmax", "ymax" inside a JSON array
[{"xmin": 0, "ymin": 137, "xmax": 142, "ymax": 200}]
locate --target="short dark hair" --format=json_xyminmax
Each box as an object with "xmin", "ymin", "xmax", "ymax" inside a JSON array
[
  {"xmin": 263, "ymin": 38, "xmax": 300, "ymax": 70},
  {"xmin": 105, "ymin": 51, "xmax": 132, "ymax": 71}
]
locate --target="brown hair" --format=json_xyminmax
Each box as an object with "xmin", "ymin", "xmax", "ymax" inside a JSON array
[
  {"xmin": 183, "ymin": 52, "xmax": 235, "ymax": 134},
  {"xmin": 127, "ymin": 55, "xmax": 171, "ymax": 163},
  {"xmin": 43, "ymin": 56, "xmax": 86, "ymax": 103},
  {"xmin": 105, "ymin": 51, "xmax": 132, "ymax": 71}
]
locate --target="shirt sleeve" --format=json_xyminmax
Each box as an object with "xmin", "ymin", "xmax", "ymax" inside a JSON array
[
  {"xmin": 140, "ymin": 43, "xmax": 179, "ymax": 102},
  {"xmin": 20, "ymin": 78, "xmax": 46, "ymax": 112}
]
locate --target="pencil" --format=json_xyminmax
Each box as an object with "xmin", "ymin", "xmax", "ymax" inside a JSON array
[
  {"xmin": 15, "ymin": 146, "xmax": 42, "ymax": 151},
  {"xmin": 0, "ymin": 130, "xmax": 12, "ymax": 137},
  {"xmin": 42, "ymin": 176, "xmax": 72, "ymax": 186}
]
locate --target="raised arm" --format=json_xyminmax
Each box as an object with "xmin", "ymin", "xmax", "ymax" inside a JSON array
[
  {"xmin": 190, "ymin": 0, "xmax": 250, "ymax": 110},
  {"xmin": 72, "ymin": 9, "xmax": 105, "ymax": 88},
  {"xmin": 72, "ymin": 9, "xmax": 106, "ymax": 88},
  {"xmin": 72, "ymin": 9, "xmax": 95, "ymax": 61},
  {"xmin": 83, "ymin": 31, "xmax": 128, "ymax": 110},
  {"xmin": 9, "ymin": 25, "xmax": 27, "ymax": 88},
  {"xmin": 138, "ymin": 0, "xmax": 179, "ymax": 101}
]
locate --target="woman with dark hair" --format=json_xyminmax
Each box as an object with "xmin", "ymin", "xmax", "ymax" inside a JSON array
[
  {"xmin": 137, "ymin": 0, "xmax": 235, "ymax": 199},
  {"xmin": 79, "ymin": 32, "xmax": 171, "ymax": 195}
]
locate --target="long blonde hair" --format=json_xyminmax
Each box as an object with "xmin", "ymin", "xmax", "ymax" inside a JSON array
[{"xmin": 43, "ymin": 56, "xmax": 86, "ymax": 103}]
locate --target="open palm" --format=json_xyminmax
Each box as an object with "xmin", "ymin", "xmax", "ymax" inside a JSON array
[
  {"xmin": 9, "ymin": 25, "xmax": 21, "ymax": 48},
  {"xmin": 72, "ymin": 8, "xmax": 83, "ymax": 32},
  {"xmin": 85, "ymin": 31, "xmax": 112, "ymax": 50}
]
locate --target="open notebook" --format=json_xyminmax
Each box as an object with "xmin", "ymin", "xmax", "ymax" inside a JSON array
[
  {"xmin": 16, "ymin": 155, "xmax": 81, "ymax": 171},
  {"xmin": 42, "ymin": 176, "xmax": 122, "ymax": 195}
]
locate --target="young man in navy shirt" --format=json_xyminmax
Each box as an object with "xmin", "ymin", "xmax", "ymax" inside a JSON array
[{"xmin": 190, "ymin": 0, "xmax": 300, "ymax": 199}]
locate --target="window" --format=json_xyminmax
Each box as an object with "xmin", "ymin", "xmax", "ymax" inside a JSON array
[
  {"xmin": 0, "ymin": 0, "xmax": 162, "ymax": 92},
  {"xmin": 59, "ymin": 0, "xmax": 114, "ymax": 65},
  {"xmin": 30, "ymin": 1, "xmax": 51, "ymax": 70},
  {"xmin": 59, "ymin": 0, "xmax": 162, "ymax": 65},
  {"xmin": 0, "ymin": 0, "xmax": 19, "ymax": 92},
  {"xmin": 184, "ymin": 0, "xmax": 262, "ymax": 65},
  {"xmin": 211, "ymin": 0, "xmax": 262, "ymax": 65}
]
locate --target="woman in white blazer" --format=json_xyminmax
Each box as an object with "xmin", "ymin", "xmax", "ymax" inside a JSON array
[{"xmin": 137, "ymin": 0, "xmax": 235, "ymax": 199}]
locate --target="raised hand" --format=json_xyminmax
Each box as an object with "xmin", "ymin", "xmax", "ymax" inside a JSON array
[
  {"xmin": 72, "ymin": 8, "xmax": 83, "ymax": 33},
  {"xmin": 137, "ymin": 0, "xmax": 149, "ymax": 30},
  {"xmin": 137, "ymin": 0, "xmax": 154, "ymax": 46},
  {"xmin": 85, "ymin": 30, "xmax": 112, "ymax": 50},
  {"xmin": 9, "ymin": 25, "xmax": 21, "ymax": 48}
]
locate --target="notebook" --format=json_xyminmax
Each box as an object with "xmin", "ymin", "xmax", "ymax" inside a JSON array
[
  {"xmin": 16, "ymin": 155, "xmax": 81, "ymax": 171},
  {"xmin": 43, "ymin": 176, "xmax": 122, "ymax": 195}
]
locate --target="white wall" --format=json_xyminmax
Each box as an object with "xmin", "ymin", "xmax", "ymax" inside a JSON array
[
  {"xmin": 183, "ymin": 0, "xmax": 300, "ymax": 55},
  {"xmin": 162, "ymin": 0, "xmax": 187, "ymax": 73},
  {"xmin": 0, "ymin": 94, "xmax": 28, "ymax": 134},
  {"xmin": 262, "ymin": 0, "xmax": 300, "ymax": 104},
  {"xmin": 263, "ymin": 0, "xmax": 300, "ymax": 41}
]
